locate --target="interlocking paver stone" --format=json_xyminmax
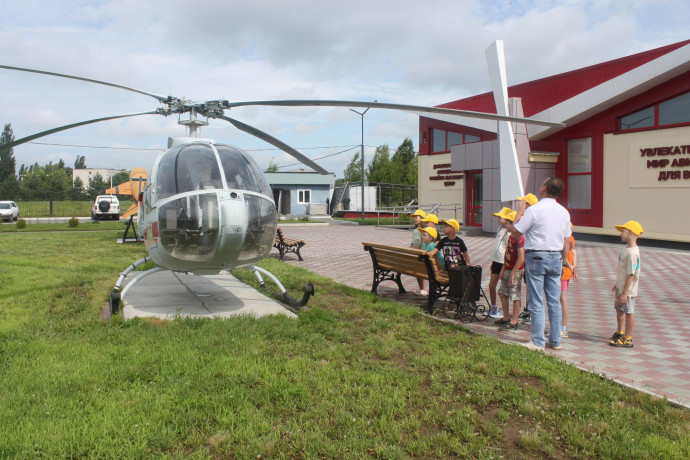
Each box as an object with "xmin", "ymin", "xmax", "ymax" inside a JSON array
[{"xmin": 275, "ymin": 224, "xmax": 690, "ymax": 407}]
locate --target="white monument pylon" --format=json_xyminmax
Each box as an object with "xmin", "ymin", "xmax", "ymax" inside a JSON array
[{"xmin": 486, "ymin": 40, "xmax": 525, "ymax": 201}]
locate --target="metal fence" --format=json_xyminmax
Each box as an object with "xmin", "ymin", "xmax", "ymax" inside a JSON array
[
  {"xmin": 374, "ymin": 203, "xmax": 463, "ymax": 227},
  {"xmin": 16, "ymin": 201, "xmax": 94, "ymax": 218}
]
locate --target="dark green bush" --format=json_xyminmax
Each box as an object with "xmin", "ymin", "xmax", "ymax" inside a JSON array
[
  {"xmin": 68, "ymin": 217, "xmax": 79, "ymax": 228},
  {"xmin": 16, "ymin": 218, "xmax": 26, "ymax": 229}
]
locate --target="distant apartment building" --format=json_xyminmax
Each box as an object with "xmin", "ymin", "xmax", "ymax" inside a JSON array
[{"xmin": 73, "ymin": 168, "xmax": 126, "ymax": 188}]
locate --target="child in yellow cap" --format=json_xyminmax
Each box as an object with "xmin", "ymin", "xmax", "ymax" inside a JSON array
[
  {"xmin": 488, "ymin": 208, "xmax": 512, "ymax": 318},
  {"xmin": 420, "ymin": 227, "xmax": 443, "ymax": 273},
  {"xmin": 610, "ymin": 221, "xmax": 643, "ymax": 348},
  {"xmin": 409, "ymin": 210, "xmax": 427, "ymax": 295},
  {"xmin": 409, "ymin": 210, "xmax": 426, "ymax": 249},
  {"xmin": 420, "ymin": 214, "xmax": 440, "ymax": 241},
  {"xmin": 429, "ymin": 218, "xmax": 471, "ymax": 270}
]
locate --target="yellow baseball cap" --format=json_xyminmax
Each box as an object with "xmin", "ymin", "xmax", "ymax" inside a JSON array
[
  {"xmin": 517, "ymin": 193, "xmax": 538, "ymax": 206},
  {"xmin": 420, "ymin": 227, "xmax": 438, "ymax": 239},
  {"xmin": 441, "ymin": 218, "xmax": 460, "ymax": 231},
  {"xmin": 492, "ymin": 207, "xmax": 513, "ymax": 218},
  {"xmin": 410, "ymin": 209, "xmax": 426, "ymax": 218},
  {"xmin": 615, "ymin": 220, "xmax": 643, "ymax": 236},
  {"xmin": 421, "ymin": 213, "xmax": 438, "ymax": 224},
  {"xmin": 504, "ymin": 211, "xmax": 517, "ymax": 222}
]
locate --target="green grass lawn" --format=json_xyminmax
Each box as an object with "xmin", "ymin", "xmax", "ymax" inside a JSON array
[{"xmin": 1, "ymin": 228, "xmax": 688, "ymax": 458}]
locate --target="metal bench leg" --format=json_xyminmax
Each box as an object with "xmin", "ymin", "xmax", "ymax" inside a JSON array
[{"xmin": 394, "ymin": 273, "xmax": 406, "ymax": 293}]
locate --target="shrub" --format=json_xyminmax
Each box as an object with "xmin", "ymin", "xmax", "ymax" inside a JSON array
[
  {"xmin": 16, "ymin": 218, "xmax": 26, "ymax": 229},
  {"xmin": 68, "ymin": 217, "xmax": 80, "ymax": 228},
  {"xmin": 300, "ymin": 216, "xmax": 310, "ymax": 222}
]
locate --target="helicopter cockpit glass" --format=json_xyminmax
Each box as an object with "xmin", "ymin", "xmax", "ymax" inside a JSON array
[
  {"xmin": 155, "ymin": 144, "xmax": 223, "ymax": 200},
  {"xmin": 216, "ymin": 145, "xmax": 271, "ymax": 196},
  {"xmin": 158, "ymin": 194, "xmax": 220, "ymax": 262}
]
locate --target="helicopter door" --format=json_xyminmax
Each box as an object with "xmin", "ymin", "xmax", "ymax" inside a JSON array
[{"xmin": 277, "ymin": 189, "xmax": 290, "ymax": 215}]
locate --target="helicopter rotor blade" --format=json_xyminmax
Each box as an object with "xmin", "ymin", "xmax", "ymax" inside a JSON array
[
  {"xmin": 1, "ymin": 111, "xmax": 160, "ymax": 150},
  {"xmin": 219, "ymin": 115, "xmax": 330, "ymax": 175},
  {"xmin": 0, "ymin": 65, "xmax": 171, "ymax": 104},
  {"xmin": 225, "ymin": 99, "xmax": 564, "ymax": 128}
]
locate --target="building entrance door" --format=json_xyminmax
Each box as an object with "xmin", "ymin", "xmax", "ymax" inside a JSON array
[
  {"xmin": 272, "ymin": 189, "xmax": 290, "ymax": 215},
  {"xmin": 465, "ymin": 170, "xmax": 483, "ymax": 227}
]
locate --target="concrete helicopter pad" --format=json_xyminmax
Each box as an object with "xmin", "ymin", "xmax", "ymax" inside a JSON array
[{"xmin": 120, "ymin": 270, "xmax": 297, "ymax": 320}]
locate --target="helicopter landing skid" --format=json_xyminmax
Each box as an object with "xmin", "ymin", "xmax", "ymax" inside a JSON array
[
  {"xmin": 110, "ymin": 256, "xmax": 156, "ymax": 315},
  {"xmin": 248, "ymin": 265, "xmax": 315, "ymax": 312}
]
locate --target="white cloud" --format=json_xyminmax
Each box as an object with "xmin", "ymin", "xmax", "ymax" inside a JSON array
[{"xmin": 0, "ymin": 0, "xmax": 689, "ymax": 177}]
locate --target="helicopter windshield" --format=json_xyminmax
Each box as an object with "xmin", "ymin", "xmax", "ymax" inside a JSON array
[
  {"xmin": 156, "ymin": 144, "xmax": 223, "ymax": 200},
  {"xmin": 216, "ymin": 145, "xmax": 271, "ymax": 195}
]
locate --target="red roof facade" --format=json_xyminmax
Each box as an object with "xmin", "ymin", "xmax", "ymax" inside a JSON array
[{"xmin": 437, "ymin": 39, "xmax": 690, "ymax": 117}]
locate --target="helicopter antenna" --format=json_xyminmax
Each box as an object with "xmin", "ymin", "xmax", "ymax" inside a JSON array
[{"xmin": 178, "ymin": 106, "xmax": 209, "ymax": 137}]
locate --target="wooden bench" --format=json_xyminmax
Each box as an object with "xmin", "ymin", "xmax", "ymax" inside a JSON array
[
  {"xmin": 274, "ymin": 228, "xmax": 306, "ymax": 261},
  {"xmin": 362, "ymin": 242, "xmax": 449, "ymax": 312}
]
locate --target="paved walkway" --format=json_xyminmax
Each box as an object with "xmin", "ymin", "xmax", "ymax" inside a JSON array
[{"xmin": 275, "ymin": 225, "xmax": 690, "ymax": 408}]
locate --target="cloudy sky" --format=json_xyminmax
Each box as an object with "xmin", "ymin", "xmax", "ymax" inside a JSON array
[{"xmin": 0, "ymin": 0, "xmax": 688, "ymax": 177}]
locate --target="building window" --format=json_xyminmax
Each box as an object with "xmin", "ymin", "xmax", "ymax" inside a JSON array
[
  {"xmin": 567, "ymin": 138, "xmax": 592, "ymax": 210},
  {"xmin": 297, "ymin": 189, "xmax": 311, "ymax": 204},
  {"xmin": 430, "ymin": 129, "xmax": 481, "ymax": 152},
  {"xmin": 659, "ymin": 91, "xmax": 690, "ymax": 126},
  {"xmin": 431, "ymin": 129, "xmax": 446, "ymax": 152},
  {"xmin": 447, "ymin": 131, "xmax": 463, "ymax": 148},
  {"xmin": 619, "ymin": 90, "xmax": 690, "ymax": 131}
]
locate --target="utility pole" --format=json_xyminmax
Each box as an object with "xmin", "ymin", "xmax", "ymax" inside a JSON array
[{"xmin": 350, "ymin": 103, "xmax": 375, "ymax": 220}]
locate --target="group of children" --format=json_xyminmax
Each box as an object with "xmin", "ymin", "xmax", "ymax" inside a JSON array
[
  {"xmin": 409, "ymin": 210, "xmax": 470, "ymax": 296},
  {"xmin": 409, "ymin": 202, "xmax": 643, "ymax": 349}
]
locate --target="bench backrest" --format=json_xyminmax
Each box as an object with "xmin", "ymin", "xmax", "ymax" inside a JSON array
[
  {"xmin": 362, "ymin": 242, "xmax": 428, "ymax": 279},
  {"xmin": 276, "ymin": 227, "xmax": 285, "ymax": 242}
]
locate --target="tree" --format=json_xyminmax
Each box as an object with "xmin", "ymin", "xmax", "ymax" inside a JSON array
[
  {"xmin": 111, "ymin": 171, "xmax": 130, "ymax": 187},
  {"xmin": 343, "ymin": 152, "xmax": 362, "ymax": 183},
  {"xmin": 265, "ymin": 157, "xmax": 279, "ymax": 173},
  {"xmin": 47, "ymin": 169, "xmax": 70, "ymax": 201},
  {"xmin": 0, "ymin": 175, "xmax": 20, "ymax": 200},
  {"xmin": 0, "ymin": 123, "xmax": 16, "ymax": 183},
  {"xmin": 367, "ymin": 144, "xmax": 392, "ymax": 184},
  {"xmin": 87, "ymin": 173, "xmax": 107, "ymax": 200},
  {"xmin": 71, "ymin": 176, "xmax": 87, "ymax": 200},
  {"xmin": 391, "ymin": 137, "xmax": 417, "ymax": 185},
  {"xmin": 21, "ymin": 167, "xmax": 49, "ymax": 200},
  {"xmin": 74, "ymin": 155, "xmax": 87, "ymax": 170},
  {"xmin": 367, "ymin": 144, "xmax": 394, "ymax": 206}
]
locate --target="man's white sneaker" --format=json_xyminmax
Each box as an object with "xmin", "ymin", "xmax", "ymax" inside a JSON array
[
  {"xmin": 414, "ymin": 289, "xmax": 428, "ymax": 296},
  {"xmin": 522, "ymin": 341, "xmax": 545, "ymax": 352}
]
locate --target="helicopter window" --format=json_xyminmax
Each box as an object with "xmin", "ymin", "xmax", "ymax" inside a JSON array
[
  {"xmin": 156, "ymin": 145, "xmax": 222, "ymax": 199},
  {"xmin": 216, "ymin": 145, "xmax": 269, "ymax": 195}
]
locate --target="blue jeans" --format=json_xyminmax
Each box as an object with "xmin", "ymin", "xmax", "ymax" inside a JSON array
[{"xmin": 525, "ymin": 251, "xmax": 562, "ymax": 347}]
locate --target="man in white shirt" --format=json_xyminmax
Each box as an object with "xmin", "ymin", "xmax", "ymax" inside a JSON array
[{"xmin": 512, "ymin": 177, "xmax": 572, "ymax": 350}]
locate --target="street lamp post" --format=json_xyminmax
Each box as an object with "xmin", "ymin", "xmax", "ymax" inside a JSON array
[{"xmin": 350, "ymin": 105, "xmax": 373, "ymax": 220}]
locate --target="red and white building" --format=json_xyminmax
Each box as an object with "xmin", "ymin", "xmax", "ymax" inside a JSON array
[{"xmin": 418, "ymin": 39, "xmax": 690, "ymax": 242}]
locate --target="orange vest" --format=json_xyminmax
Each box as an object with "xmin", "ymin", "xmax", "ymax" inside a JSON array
[{"xmin": 562, "ymin": 236, "xmax": 576, "ymax": 280}]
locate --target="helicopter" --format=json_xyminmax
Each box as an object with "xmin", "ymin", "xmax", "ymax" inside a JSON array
[{"xmin": 0, "ymin": 64, "xmax": 564, "ymax": 315}]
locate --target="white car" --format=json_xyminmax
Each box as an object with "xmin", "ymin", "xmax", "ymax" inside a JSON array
[
  {"xmin": 0, "ymin": 201, "xmax": 19, "ymax": 222},
  {"xmin": 92, "ymin": 195, "xmax": 120, "ymax": 221}
]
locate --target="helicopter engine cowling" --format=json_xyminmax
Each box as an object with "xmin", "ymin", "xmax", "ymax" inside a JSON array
[{"xmin": 141, "ymin": 140, "xmax": 278, "ymax": 274}]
